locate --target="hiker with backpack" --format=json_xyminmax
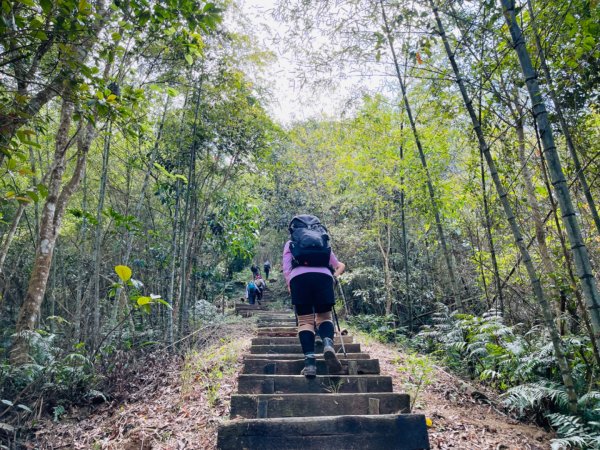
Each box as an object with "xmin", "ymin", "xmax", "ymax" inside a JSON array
[
  {"xmin": 250, "ymin": 264, "xmax": 259, "ymax": 279},
  {"xmin": 263, "ymin": 260, "xmax": 271, "ymax": 280},
  {"xmin": 282, "ymin": 214, "xmax": 346, "ymax": 378},
  {"xmin": 246, "ymin": 280, "xmax": 258, "ymax": 305},
  {"xmin": 255, "ymin": 275, "xmax": 266, "ymax": 303}
]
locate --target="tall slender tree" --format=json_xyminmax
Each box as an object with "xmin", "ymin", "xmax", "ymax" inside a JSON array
[
  {"xmin": 429, "ymin": 0, "xmax": 579, "ymax": 412},
  {"xmin": 501, "ymin": 0, "xmax": 600, "ymax": 349}
]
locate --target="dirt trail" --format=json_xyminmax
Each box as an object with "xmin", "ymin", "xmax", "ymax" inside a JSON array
[
  {"xmin": 361, "ymin": 337, "xmax": 553, "ymax": 450},
  {"xmin": 31, "ymin": 326, "xmax": 552, "ymax": 449}
]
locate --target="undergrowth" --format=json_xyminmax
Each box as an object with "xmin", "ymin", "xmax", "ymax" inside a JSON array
[
  {"xmin": 180, "ymin": 334, "xmax": 247, "ymax": 408},
  {"xmin": 350, "ymin": 304, "xmax": 600, "ymax": 449},
  {"xmin": 0, "ymin": 315, "xmax": 248, "ymax": 448}
]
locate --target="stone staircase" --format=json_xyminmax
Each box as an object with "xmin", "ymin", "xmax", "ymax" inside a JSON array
[{"xmin": 217, "ymin": 308, "xmax": 430, "ymax": 449}]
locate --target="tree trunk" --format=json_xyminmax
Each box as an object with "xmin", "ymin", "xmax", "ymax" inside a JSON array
[
  {"xmin": 380, "ymin": 0, "xmax": 462, "ymax": 311},
  {"xmin": 534, "ymin": 122, "xmax": 600, "ymax": 367},
  {"xmin": 376, "ymin": 204, "xmax": 394, "ymax": 315},
  {"xmin": 501, "ymin": 0, "xmax": 600, "ymax": 351},
  {"xmin": 11, "ymin": 97, "xmax": 92, "ymax": 364},
  {"xmin": 0, "ymin": 204, "xmax": 25, "ymax": 274},
  {"xmin": 515, "ymin": 115, "xmax": 563, "ymax": 325},
  {"xmin": 430, "ymin": 1, "xmax": 578, "ymax": 413},
  {"xmin": 526, "ymin": 0, "xmax": 600, "ymax": 236},
  {"xmin": 480, "ymin": 146, "xmax": 503, "ymax": 314},
  {"xmin": 166, "ymin": 182, "xmax": 181, "ymax": 345},
  {"xmin": 91, "ymin": 121, "xmax": 112, "ymax": 349}
]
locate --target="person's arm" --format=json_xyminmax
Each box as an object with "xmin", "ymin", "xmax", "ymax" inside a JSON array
[
  {"xmin": 333, "ymin": 261, "xmax": 345, "ymax": 278},
  {"xmin": 329, "ymin": 250, "xmax": 345, "ymax": 278},
  {"xmin": 282, "ymin": 241, "xmax": 293, "ymax": 289}
]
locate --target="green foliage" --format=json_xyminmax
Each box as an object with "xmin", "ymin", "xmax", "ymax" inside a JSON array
[
  {"xmin": 0, "ymin": 332, "xmax": 102, "ymax": 424},
  {"xmin": 415, "ymin": 305, "xmax": 600, "ymax": 446},
  {"xmin": 393, "ymin": 353, "xmax": 436, "ymax": 410},
  {"xmin": 503, "ymin": 383, "xmax": 600, "ymax": 449},
  {"xmin": 347, "ymin": 314, "xmax": 401, "ymax": 343},
  {"xmin": 180, "ymin": 337, "xmax": 242, "ymax": 407}
]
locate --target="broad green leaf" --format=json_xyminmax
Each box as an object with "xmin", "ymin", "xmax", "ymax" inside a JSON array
[
  {"xmin": 115, "ymin": 265, "xmax": 132, "ymax": 282},
  {"xmin": 137, "ymin": 296, "xmax": 151, "ymax": 306},
  {"xmin": 37, "ymin": 183, "xmax": 48, "ymax": 198},
  {"xmin": 155, "ymin": 298, "xmax": 172, "ymax": 309},
  {"xmin": 185, "ymin": 54, "xmax": 193, "ymax": 65}
]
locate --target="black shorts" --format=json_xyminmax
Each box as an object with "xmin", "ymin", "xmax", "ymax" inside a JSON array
[{"xmin": 290, "ymin": 272, "xmax": 335, "ymax": 306}]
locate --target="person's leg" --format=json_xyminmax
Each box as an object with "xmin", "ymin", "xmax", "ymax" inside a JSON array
[
  {"xmin": 296, "ymin": 304, "xmax": 316, "ymax": 377},
  {"xmin": 313, "ymin": 274, "xmax": 342, "ymax": 373}
]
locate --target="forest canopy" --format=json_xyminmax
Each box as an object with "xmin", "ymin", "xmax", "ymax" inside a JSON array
[{"xmin": 1, "ymin": 0, "xmax": 599, "ymax": 447}]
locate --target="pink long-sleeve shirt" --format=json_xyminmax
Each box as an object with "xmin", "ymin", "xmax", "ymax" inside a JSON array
[{"xmin": 282, "ymin": 240, "xmax": 341, "ymax": 287}]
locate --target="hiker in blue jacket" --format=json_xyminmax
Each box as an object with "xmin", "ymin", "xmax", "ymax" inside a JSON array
[{"xmin": 246, "ymin": 280, "xmax": 258, "ymax": 305}]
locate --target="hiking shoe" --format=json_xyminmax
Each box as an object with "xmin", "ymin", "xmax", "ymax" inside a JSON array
[
  {"xmin": 323, "ymin": 337, "xmax": 342, "ymax": 374},
  {"xmin": 301, "ymin": 356, "xmax": 317, "ymax": 378}
]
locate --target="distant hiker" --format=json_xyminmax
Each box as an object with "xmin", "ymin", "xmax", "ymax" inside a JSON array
[
  {"xmin": 255, "ymin": 275, "xmax": 266, "ymax": 303},
  {"xmin": 282, "ymin": 214, "xmax": 346, "ymax": 378},
  {"xmin": 250, "ymin": 264, "xmax": 259, "ymax": 279},
  {"xmin": 246, "ymin": 280, "xmax": 258, "ymax": 305},
  {"xmin": 263, "ymin": 260, "xmax": 271, "ymax": 279}
]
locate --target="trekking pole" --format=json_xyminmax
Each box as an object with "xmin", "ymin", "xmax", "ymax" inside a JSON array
[
  {"xmin": 336, "ymin": 278, "xmax": 350, "ymax": 316},
  {"xmin": 332, "ymin": 305, "xmax": 347, "ymax": 358}
]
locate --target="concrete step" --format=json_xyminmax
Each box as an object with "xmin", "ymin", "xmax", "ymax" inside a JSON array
[
  {"xmin": 237, "ymin": 374, "xmax": 393, "ymax": 394},
  {"xmin": 251, "ymin": 336, "xmax": 354, "ymax": 346},
  {"xmin": 242, "ymin": 358, "xmax": 380, "ymax": 375},
  {"xmin": 250, "ymin": 343, "xmax": 360, "ymax": 354},
  {"xmin": 245, "ymin": 353, "xmax": 370, "ymax": 361},
  {"xmin": 217, "ymin": 414, "xmax": 430, "ymax": 449},
  {"xmin": 230, "ymin": 392, "xmax": 410, "ymax": 419}
]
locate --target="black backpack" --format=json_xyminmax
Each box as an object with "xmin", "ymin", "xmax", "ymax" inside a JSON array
[{"xmin": 288, "ymin": 215, "xmax": 331, "ymax": 268}]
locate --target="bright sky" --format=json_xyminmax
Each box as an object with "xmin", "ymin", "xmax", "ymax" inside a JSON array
[{"xmin": 234, "ymin": 0, "xmax": 369, "ymax": 125}]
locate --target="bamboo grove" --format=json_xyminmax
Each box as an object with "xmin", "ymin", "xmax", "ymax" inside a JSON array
[{"xmin": 1, "ymin": 0, "xmax": 600, "ymax": 446}]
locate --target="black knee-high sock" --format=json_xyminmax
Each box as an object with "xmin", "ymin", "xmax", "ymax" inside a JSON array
[
  {"xmin": 298, "ymin": 330, "xmax": 315, "ymax": 355},
  {"xmin": 318, "ymin": 321, "xmax": 335, "ymax": 341}
]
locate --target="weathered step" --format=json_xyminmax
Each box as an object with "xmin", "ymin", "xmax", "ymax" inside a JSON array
[
  {"xmin": 257, "ymin": 331, "xmax": 297, "ymax": 337},
  {"xmin": 250, "ymin": 343, "xmax": 360, "ymax": 354},
  {"xmin": 252, "ymin": 336, "xmax": 354, "ymax": 345},
  {"xmin": 245, "ymin": 353, "xmax": 370, "ymax": 361},
  {"xmin": 256, "ymin": 327, "xmax": 297, "ymax": 334},
  {"xmin": 235, "ymin": 305, "xmax": 265, "ymax": 314},
  {"xmin": 255, "ymin": 313, "xmax": 293, "ymax": 317},
  {"xmin": 242, "ymin": 357, "xmax": 379, "ymax": 375},
  {"xmin": 217, "ymin": 414, "xmax": 430, "ymax": 449},
  {"xmin": 256, "ymin": 319, "xmax": 296, "ymax": 328},
  {"xmin": 230, "ymin": 392, "xmax": 410, "ymax": 419},
  {"xmin": 237, "ymin": 374, "xmax": 393, "ymax": 394},
  {"xmin": 257, "ymin": 317, "xmax": 296, "ymax": 321}
]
